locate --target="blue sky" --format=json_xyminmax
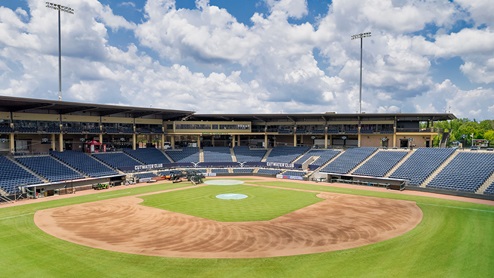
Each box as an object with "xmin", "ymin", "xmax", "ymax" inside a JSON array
[{"xmin": 0, "ymin": 0, "xmax": 493, "ymax": 119}]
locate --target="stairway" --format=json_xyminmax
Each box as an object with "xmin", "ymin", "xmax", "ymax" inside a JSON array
[
  {"xmin": 385, "ymin": 149, "xmax": 415, "ymax": 177},
  {"xmin": 421, "ymin": 151, "xmax": 460, "ymax": 188},
  {"xmin": 476, "ymin": 172, "xmax": 494, "ymax": 194}
]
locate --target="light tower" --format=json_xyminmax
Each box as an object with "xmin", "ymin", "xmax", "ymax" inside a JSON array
[
  {"xmin": 46, "ymin": 2, "xmax": 74, "ymax": 101},
  {"xmin": 351, "ymin": 32, "xmax": 371, "ymax": 114}
]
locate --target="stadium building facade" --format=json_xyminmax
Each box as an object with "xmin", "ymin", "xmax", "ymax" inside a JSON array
[{"xmin": 0, "ymin": 96, "xmax": 455, "ymax": 154}]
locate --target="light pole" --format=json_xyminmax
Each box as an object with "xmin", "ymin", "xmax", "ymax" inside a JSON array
[
  {"xmin": 351, "ymin": 32, "xmax": 371, "ymax": 114},
  {"xmin": 46, "ymin": 2, "xmax": 74, "ymax": 101}
]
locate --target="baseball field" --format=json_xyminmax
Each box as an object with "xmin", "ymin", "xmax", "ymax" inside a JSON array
[{"xmin": 0, "ymin": 177, "xmax": 493, "ymax": 277}]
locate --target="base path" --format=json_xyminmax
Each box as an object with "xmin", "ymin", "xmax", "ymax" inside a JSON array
[{"xmin": 35, "ymin": 190, "xmax": 422, "ymax": 258}]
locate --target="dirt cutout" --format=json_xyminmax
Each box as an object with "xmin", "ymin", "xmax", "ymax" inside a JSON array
[{"xmin": 35, "ymin": 188, "xmax": 422, "ymax": 258}]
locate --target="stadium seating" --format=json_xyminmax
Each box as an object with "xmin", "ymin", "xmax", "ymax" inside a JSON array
[
  {"xmin": 320, "ymin": 147, "xmax": 377, "ymax": 174},
  {"xmin": 123, "ymin": 148, "xmax": 171, "ymax": 164},
  {"xmin": 282, "ymin": 170, "xmax": 306, "ymax": 177},
  {"xmin": 257, "ymin": 169, "xmax": 281, "ymax": 175},
  {"xmin": 16, "ymin": 155, "xmax": 84, "ymax": 182},
  {"xmin": 484, "ymin": 181, "xmax": 494, "ymax": 195},
  {"xmin": 427, "ymin": 152, "xmax": 494, "ymax": 193},
  {"xmin": 296, "ymin": 149, "xmax": 340, "ymax": 167},
  {"xmin": 211, "ymin": 168, "xmax": 229, "ymax": 174},
  {"xmin": 233, "ymin": 146, "xmax": 267, "ymax": 162},
  {"xmin": 203, "ymin": 147, "xmax": 232, "ymax": 162},
  {"xmin": 165, "ymin": 148, "xmax": 200, "ymax": 163},
  {"xmin": 232, "ymin": 168, "xmax": 254, "ymax": 174},
  {"xmin": 390, "ymin": 148, "xmax": 456, "ymax": 186},
  {"xmin": 50, "ymin": 151, "xmax": 118, "ymax": 177},
  {"xmin": 265, "ymin": 146, "xmax": 309, "ymax": 163},
  {"xmin": 0, "ymin": 156, "xmax": 43, "ymax": 194},
  {"xmin": 92, "ymin": 152, "xmax": 142, "ymax": 172},
  {"xmin": 353, "ymin": 150, "xmax": 408, "ymax": 177},
  {"xmin": 134, "ymin": 172, "xmax": 156, "ymax": 179}
]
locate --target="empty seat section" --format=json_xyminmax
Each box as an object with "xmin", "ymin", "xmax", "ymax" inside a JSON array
[
  {"xmin": 16, "ymin": 155, "xmax": 84, "ymax": 182},
  {"xmin": 353, "ymin": 150, "xmax": 408, "ymax": 177},
  {"xmin": 232, "ymin": 168, "xmax": 254, "ymax": 174},
  {"xmin": 320, "ymin": 147, "xmax": 377, "ymax": 174},
  {"xmin": 211, "ymin": 168, "xmax": 229, "ymax": 174},
  {"xmin": 257, "ymin": 169, "xmax": 281, "ymax": 175},
  {"xmin": 234, "ymin": 146, "xmax": 267, "ymax": 162},
  {"xmin": 92, "ymin": 152, "xmax": 142, "ymax": 172},
  {"xmin": 50, "ymin": 151, "xmax": 118, "ymax": 177},
  {"xmin": 203, "ymin": 147, "xmax": 232, "ymax": 162},
  {"xmin": 485, "ymin": 181, "xmax": 494, "ymax": 195},
  {"xmin": 266, "ymin": 146, "xmax": 309, "ymax": 163},
  {"xmin": 296, "ymin": 149, "xmax": 340, "ymax": 167},
  {"xmin": 0, "ymin": 156, "xmax": 43, "ymax": 194},
  {"xmin": 165, "ymin": 148, "xmax": 200, "ymax": 163},
  {"xmin": 134, "ymin": 172, "xmax": 156, "ymax": 179},
  {"xmin": 282, "ymin": 170, "xmax": 305, "ymax": 177},
  {"xmin": 427, "ymin": 152, "xmax": 494, "ymax": 193},
  {"xmin": 123, "ymin": 148, "xmax": 171, "ymax": 164},
  {"xmin": 390, "ymin": 148, "xmax": 456, "ymax": 186}
]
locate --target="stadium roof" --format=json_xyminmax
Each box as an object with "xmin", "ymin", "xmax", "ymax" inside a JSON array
[
  {"xmin": 0, "ymin": 96, "xmax": 456, "ymax": 122},
  {"xmin": 0, "ymin": 96, "xmax": 194, "ymax": 120},
  {"xmin": 190, "ymin": 113, "xmax": 457, "ymax": 122}
]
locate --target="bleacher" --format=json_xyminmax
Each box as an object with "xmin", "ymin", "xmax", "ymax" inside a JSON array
[
  {"xmin": 16, "ymin": 155, "xmax": 84, "ymax": 182},
  {"xmin": 0, "ymin": 156, "xmax": 43, "ymax": 194},
  {"xmin": 427, "ymin": 152, "xmax": 494, "ymax": 193},
  {"xmin": 123, "ymin": 148, "xmax": 171, "ymax": 164},
  {"xmin": 389, "ymin": 148, "xmax": 456, "ymax": 186},
  {"xmin": 211, "ymin": 168, "xmax": 229, "ymax": 174},
  {"xmin": 257, "ymin": 169, "xmax": 281, "ymax": 175},
  {"xmin": 92, "ymin": 152, "xmax": 142, "ymax": 172},
  {"xmin": 282, "ymin": 170, "xmax": 305, "ymax": 177},
  {"xmin": 165, "ymin": 148, "xmax": 200, "ymax": 163},
  {"xmin": 485, "ymin": 181, "xmax": 494, "ymax": 195},
  {"xmin": 265, "ymin": 146, "xmax": 309, "ymax": 163},
  {"xmin": 320, "ymin": 147, "xmax": 377, "ymax": 174},
  {"xmin": 353, "ymin": 150, "xmax": 408, "ymax": 177},
  {"xmin": 232, "ymin": 168, "xmax": 254, "ymax": 174},
  {"xmin": 203, "ymin": 147, "xmax": 232, "ymax": 162},
  {"xmin": 233, "ymin": 146, "xmax": 267, "ymax": 162},
  {"xmin": 296, "ymin": 149, "xmax": 340, "ymax": 167},
  {"xmin": 50, "ymin": 151, "xmax": 118, "ymax": 177},
  {"xmin": 134, "ymin": 172, "xmax": 156, "ymax": 179}
]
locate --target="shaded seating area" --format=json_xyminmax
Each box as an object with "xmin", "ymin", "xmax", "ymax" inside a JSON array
[
  {"xmin": 211, "ymin": 168, "xmax": 229, "ymax": 174},
  {"xmin": 0, "ymin": 156, "xmax": 43, "ymax": 194},
  {"xmin": 50, "ymin": 151, "xmax": 118, "ymax": 177},
  {"xmin": 320, "ymin": 147, "xmax": 377, "ymax": 174},
  {"xmin": 485, "ymin": 182, "xmax": 494, "ymax": 195},
  {"xmin": 16, "ymin": 155, "xmax": 84, "ymax": 182},
  {"xmin": 92, "ymin": 152, "xmax": 142, "ymax": 172},
  {"xmin": 123, "ymin": 148, "xmax": 171, "ymax": 164},
  {"xmin": 353, "ymin": 150, "xmax": 408, "ymax": 177},
  {"xmin": 233, "ymin": 146, "xmax": 267, "ymax": 162},
  {"xmin": 265, "ymin": 146, "xmax": 309, "ymax": 163},
  {"xmin": 427, "ymin": 152, "xmax": 494, "ymax": 193},
  {"xmin": 165, "ymin": 148, "xmax": 200, "ymax": 163},
  {"xmin": 203, "ymin": 147, "xmax": 232, "ymax": 162},
  {"xmin": 257, "ymin": 169, "xmax": 281, "ymax": 175},
  {"xmin": 282, "ymin": 170, "xmax": 305, "ymax": 177},
  {"xmin": 390, "ymin": 148, "xmax": 456, "ymax": 186},
  {"xmin": 232, "ymin": 168, "xmax": 254, "ymax": 174}
]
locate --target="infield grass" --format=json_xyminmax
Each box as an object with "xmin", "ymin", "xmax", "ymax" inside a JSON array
[
  {"xmin": 140, "ymin": 184, "xmax": 322, "ymax": 221},
  {"xmin": 0, "ymin": 178, "xmax": 493, "ymax": 278}
]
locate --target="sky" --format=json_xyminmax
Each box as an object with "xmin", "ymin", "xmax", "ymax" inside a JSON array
[{"xmin": 0, "ymin": 0, "xmax": 493, "ymax": 120}]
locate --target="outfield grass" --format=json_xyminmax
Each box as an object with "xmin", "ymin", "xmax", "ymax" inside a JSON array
[
  {"xmin": 140, "ymin": 185, "xmax": 321, "ymax": 221},
  {"xmin": 0, "ymin": 179, "xmax": 493, "ymax": 277}
]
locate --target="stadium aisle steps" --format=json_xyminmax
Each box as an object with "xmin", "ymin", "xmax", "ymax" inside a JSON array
[
  {"xmin": 261, "ymin": 149, "xmax": 271, "ymax": 162},
  {"xmin": 476, "ymin": 171, "xmax": 494, "ymax": 194},
  {"xmin": 422, "ymin": 151, "xmax": 460, "ymax": 188},
  {"xmin": 230, "ymin": 148, "xmax": 237, "ymax": 162},
  {"xmin": 349, "ymin": 149, "xmax": 380, "ymax": 174},
  {"xmin": 8, "ymin": 156, "xmax": 49, "ymax": 183},
  {"xmin": 385, "ymin": 149, "xmax": 415, "ymax": 177}
]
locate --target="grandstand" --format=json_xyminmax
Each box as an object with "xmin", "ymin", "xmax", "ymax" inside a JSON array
[
  {"xmin": 0, "ymin": 156, "xmax": 43, "ymax": 194},
  {"xmin": 353, "ymin": 150, "xmax": 408, "ymax": 177},
  {"xmin": 265, "ymin": 146, "xmax": 309, "ymax": 163},
  {"xmin": 389, "ymin": 148, "xmax": 456, "ymax": 186},
  {"xmin": 203, "ymin": 147, "xmax": 232, "ymax": 162},
  {"xmin": 123, "ymin": 148, "xmax": 171, "ymax": 164},
  {"xmin": 165, "ymin": 148, "xmax": 200, "ymax": 163},
  {"xmin": 16, "ymin": 155, "xmax": 84, "ymax": 182},
  {"xmin": 50, "ymin": 150, "xmax": 118, "ymax": 177},
  {"xmin": 320, "ymin": 147, "xmax": 377, "ymax": 174},
  {"xmin": 92, "ymin": 152, "xmax": 142, "ymax": 172},
  {"xmin": 233, "ymin": 146, "xmax": 266, "ymax": 162}
]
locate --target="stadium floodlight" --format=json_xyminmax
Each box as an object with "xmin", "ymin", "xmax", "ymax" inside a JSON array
[
  {"xmin": 46, "ymin": 2, "xmax": 74, "ymax": 101},
  {"xmin": 351, "ymin": 32, "xmax": 371, "ymax": 114}
]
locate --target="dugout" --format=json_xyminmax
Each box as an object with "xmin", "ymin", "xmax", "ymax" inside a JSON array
[{"xmin": 324, "ymin": 174, "xmax": 407, "ymax": 190}]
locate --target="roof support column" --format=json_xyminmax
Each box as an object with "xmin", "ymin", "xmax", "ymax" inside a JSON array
[
  {"xmin": 132, "ymin": 133, "xmax": 136, "ymax": 150},
  {"xmin": 324, "ymin": 133, "xmax": 328, "ymax": 149},
  {"xmin": 51, "ymin": 134, "xmax": 56, "ymax": 151},
  {"xmin": 161, "ymin": 134, "xmax": 165, "ymax": 149},
  {"xmin": 264, "ymin": 134, "xmax": 268, "ymax": 149},
  {"xmin": 9, "ymin": 133, "xmax": 15, "ymax": 154},
  {"xmin": 197, "ymin": 135, "xmax": 201, "ymax": 149},
  {"xmin": 59, "ymin": 132, "xmax": 64, "ymax": 152}
]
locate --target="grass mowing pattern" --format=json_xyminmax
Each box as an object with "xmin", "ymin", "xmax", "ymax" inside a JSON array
[
  {"xmin": 140, "ymin": 185, "xmax": 321, "ymax": 221},
  {"xmin": 0, "ymin": 179, "xmax": 493, "ymax": 277}
]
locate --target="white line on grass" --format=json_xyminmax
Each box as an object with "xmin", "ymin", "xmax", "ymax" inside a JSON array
[
  {"xmin": 417, "ymin": 202, "xmax": 494, "ymax": 213},
  {"xmin": 0, "ymin": 212, "xmax": 34, "ymax": 221}
]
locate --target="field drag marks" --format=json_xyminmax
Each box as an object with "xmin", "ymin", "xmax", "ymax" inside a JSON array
[{"xmin": 34, "ymin": 192, "xmax": 422, "ymax": 258}]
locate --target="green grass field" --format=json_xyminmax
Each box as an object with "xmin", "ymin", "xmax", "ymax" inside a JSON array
[{"xmin": 0, "ymin": 179, "xmax": 493, "ymax": 278}]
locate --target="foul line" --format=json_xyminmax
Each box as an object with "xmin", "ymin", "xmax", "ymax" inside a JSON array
[
  {"xmin": 0, "ymin": 212, "xmax": 34, "ymax": 221},
  {"xmin": 417, "ymin": 202, "xmax": 494, "ymax": 213}
]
